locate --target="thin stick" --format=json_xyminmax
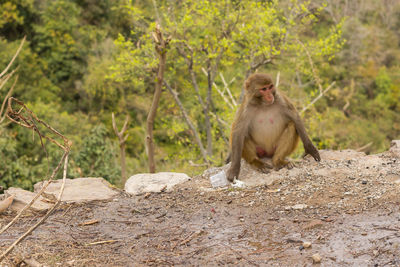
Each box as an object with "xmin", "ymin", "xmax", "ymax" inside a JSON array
[
  {"xmin": 86, "ymin": 240, "xmax": 119, "ymax": 246},
  {"xmin": 219, "ymin": 73, "xmax": 237, "ymax": 106},
  {"xmin": 0, "ymin": 68, "xmax": 18, "ymax": 92},
  {"xmin": 0, "ymin": 75, "xmax": 18, "ymax": 124},
  {"xmin": 164, "ymin": 81, "xmax": 209, "ymax": 163},
  {"xmin": 356, "ymin": 142, "xmax": 373, "ymax": 152},
  {"xmin": 0, "ymin": 152, "xmax": 67, "ymax": 235},
  {"xmin": 300, "ymin": 81, "xmax": 335, "ymax": 114},
  {"xmin": 201, "ymin": 68, "xmax": 234, "ymax": 110},
  {"xmin": 0, "ymin": 153, "xmax": 69, "ymax": 261},
  {"xmin": 0, "ymin": 36, "xmax": 25, "ymax": 79},
  {"xmin": 296, "ymin": 38, "xmax": 323, "ymax": 93}
]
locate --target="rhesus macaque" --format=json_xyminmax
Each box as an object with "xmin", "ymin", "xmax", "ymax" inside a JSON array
[{"xmin": 227, "ymin": 73, "xmax": 320, "ymax": 182}]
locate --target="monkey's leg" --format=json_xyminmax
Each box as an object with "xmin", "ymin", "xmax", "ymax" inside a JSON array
[
  {"xmin": 272, "ymin": 122, "xmax": 300, "ymax": 170},
  {"xmin": 242, "ymin": 138, "xmax": 273, "ymax": 172}
]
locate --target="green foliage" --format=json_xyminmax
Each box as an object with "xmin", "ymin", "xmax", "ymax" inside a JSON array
[{"xmin": 72, "ymin": 124, "xmax": 120, "ymax": 184}]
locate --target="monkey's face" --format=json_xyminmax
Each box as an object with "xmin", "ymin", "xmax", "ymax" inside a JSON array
[{"xmin": 257, "ymin": 84, "xmax": 275, "ymax": 105}]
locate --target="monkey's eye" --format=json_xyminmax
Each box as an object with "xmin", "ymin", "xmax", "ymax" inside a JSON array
[
  {"xmin": 260, "ymin": 87, "xmax": 267, "ymax": 91},
  {"xmin": 269, "ymin": 84, "xmax": 274, "ymax": 89}
]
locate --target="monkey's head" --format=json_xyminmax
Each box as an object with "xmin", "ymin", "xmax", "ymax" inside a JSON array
[{"xmin": 245, "ymin": 73, "xmax": 276, "ymax": 105}]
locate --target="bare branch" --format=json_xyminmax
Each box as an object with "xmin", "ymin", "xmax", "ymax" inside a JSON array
[
  {"xmin": 0, "ymin": 75, "xmax": 18, "ymax": 124},
  {"xmin": 301, "ymin": 82, "xmax": 336, "ymax": 114},
  {"xmin": 219, "ymin": 73, "xmax": 237, "ymax": 107},
  {"xmin": 296, "ymin": 38, "xmax": 323, "ymax": 93},
  {"xmin": 0, "ymin": 97, "xmax": 71, "ymax": 261},
  {"xmin": 0, "ymin": 36, "xmax": 25, "ymax": 79},
  {"xmin": 164, "ymin": 80, "xmax": 209, "ymax": 163},
  {"xmin": 112, "ymin": 112, "xmax": 129, "ymax": 183},
  {"xmin": 0, "ymin": 153, "xmax": 69, "ymax": 261},
  {"xmin": 201, "ymin": 68, "xmax": 234, "ymax": 109}
]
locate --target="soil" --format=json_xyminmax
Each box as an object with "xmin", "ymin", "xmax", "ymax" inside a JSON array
[{"xmin": 1, "ymin": 150, "xmax": 400, "ymax": 266}]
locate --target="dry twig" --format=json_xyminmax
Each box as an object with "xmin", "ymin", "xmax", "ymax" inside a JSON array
[
  {"xmin": 300, "ymin": 81, "xmax": 335, "ymax": 114},
  {"xmin": 0, "ymin": 97, "xmax": 71, "ymax": 262},
  {"xmin": 112, "ymin": 113, "xmax": 129, "ymax": 184}
]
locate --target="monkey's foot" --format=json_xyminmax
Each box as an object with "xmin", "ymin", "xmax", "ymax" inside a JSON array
[
  {"xmin": 251, "ymin": 158, "xmax": 273, "ymax": 173},
  {"xmin": 286, "ymin": 160, "xmax": 296, "ymax": 169},
  {"xmin": 273, "ymin": 159, "xmax": 296, "ymax": 171}
]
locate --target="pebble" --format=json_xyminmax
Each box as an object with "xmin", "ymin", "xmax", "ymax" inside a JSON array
[
  {"xmin": 303, "ymin": 241, "xmax": 312, "ymax": 248},
  {"xmin": 312, "ymin": 253, "xmax": 321, "ymax": 264}
]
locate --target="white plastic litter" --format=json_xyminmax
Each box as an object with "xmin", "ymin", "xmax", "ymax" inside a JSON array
[
  {"xmin": 232, "ymin": 179, "xmax": 245, "ymax": 188},
  {"xmin": 210, "ymin": 171, "xmax": 229, "ymax": 188}
]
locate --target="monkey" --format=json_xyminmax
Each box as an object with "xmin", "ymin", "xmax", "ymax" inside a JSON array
[{"xmin": 226, "ymin": 73, "xmax": 321, "ymax": 182}]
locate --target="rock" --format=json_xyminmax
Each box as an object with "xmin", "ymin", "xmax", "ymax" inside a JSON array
[
  {"xmin": 303, "ymin": 241, "xmax": 312, "ymax": 248},
  {"xmin": 34, "ymin": 178, "xmax": 119, "ymax": 203},
  {"xmin": 5, "ymin": 187, "xmax": 53, "ymax": 212},
  {"xmin": 389, "ymin": 140, "xmax": 400, "ymax": 158},
  {"xmin": 311, "ymin": 253, "xmax": 321, "ymax": 264},
  {"xmin": 0, "ymin": 195, "xmax": 14, "ymax": 212},
  {"xmin": 125, "ymin": 172, "xmax": 190, "ymax": 195}
]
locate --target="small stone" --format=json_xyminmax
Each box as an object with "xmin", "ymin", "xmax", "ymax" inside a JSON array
[
  {"xmin": 312, "ymin": 253, "xmax": 321, "ymax": 264},
  {"xmin": 292, "ymin": 204, "xmax": 308, "ymax": 210},
  {"xmin": 361, "ymin": 180, "xmax": 367, "ymax": 185},
  {"xmin": 303, "ymin": 241, "xmax": 312, "ymax": 248}
]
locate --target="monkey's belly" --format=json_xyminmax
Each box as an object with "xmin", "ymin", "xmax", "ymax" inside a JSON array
[{"xmin": 250, "ymin": 107, "xmax": 288, "ymax": 157}]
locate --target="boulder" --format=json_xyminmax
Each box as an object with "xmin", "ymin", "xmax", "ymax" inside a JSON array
[
  {"xmin": 125, "ymin": 172, "xmax": 190, "ymax": 195},
  {"xmin": 34, "ymin": 177, "xmax": 119, "ymax": 203},
  {"xmin": 5, "ymin": 187, "xmax": 53, "ymax": 212}
]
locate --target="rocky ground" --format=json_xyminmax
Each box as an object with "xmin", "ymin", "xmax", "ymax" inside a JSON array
[{"xmin": 0, "ymin": 146, "xmax": 400, "ymax": 266}]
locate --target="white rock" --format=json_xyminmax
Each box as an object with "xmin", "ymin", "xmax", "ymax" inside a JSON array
[
  {"xmin": 5, "ymin": 187, "xmax": 53, "ymax": 212},
  {"xmin": 34, "ymin": 177, "xmax": 119, "ymax": 203},
  {"xmin": 125, "ymin": 172, "xmax": 190, "ymax": 195}
]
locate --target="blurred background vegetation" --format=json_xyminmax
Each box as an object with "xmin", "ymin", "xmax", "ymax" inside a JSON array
[{"xmin": 0, "ymin": 0, "xmax": 399, "ymax": 190}]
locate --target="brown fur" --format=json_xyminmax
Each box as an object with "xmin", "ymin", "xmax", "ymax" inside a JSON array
[{"xmin": 227, "ymin": 73, "xmax": 320, "ymax": 182}]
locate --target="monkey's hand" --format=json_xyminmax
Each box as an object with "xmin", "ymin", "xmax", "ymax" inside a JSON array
[
  {"xmin": 304, "ymin": 143, "xmax": 321, "ymax": 162},
  {"xmin": 227, "ymin": 165, "xmax": 239, "ymax": 182}
]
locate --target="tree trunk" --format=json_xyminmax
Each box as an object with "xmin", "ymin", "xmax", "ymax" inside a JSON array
[{"xmin": 146, "ymin": 24, "xmax": 169, "ymax": 173}]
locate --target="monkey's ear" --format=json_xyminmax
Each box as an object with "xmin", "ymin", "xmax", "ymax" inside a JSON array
[{"xmin": 244, "ymin": 79, "xmax": 251, "ymax": 91}]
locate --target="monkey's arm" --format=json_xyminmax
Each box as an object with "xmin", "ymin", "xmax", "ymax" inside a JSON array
[
  {"xmin": 284, "ymin": 103, "xmax": 321, "ymax": 162},
  {"xmin": 226, "ymin": 107, "xmax": 251, "ymax": 182}
]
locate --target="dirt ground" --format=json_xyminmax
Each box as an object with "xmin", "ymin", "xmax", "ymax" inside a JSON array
[{"xmin": 1, "ymin": 150, "xmax": 400, "ymax": 266}]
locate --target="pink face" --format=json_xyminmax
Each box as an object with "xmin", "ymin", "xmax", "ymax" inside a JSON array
[{"xmin": 258, "ymin": 84, "xmax": 275, "ymax": 105}]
